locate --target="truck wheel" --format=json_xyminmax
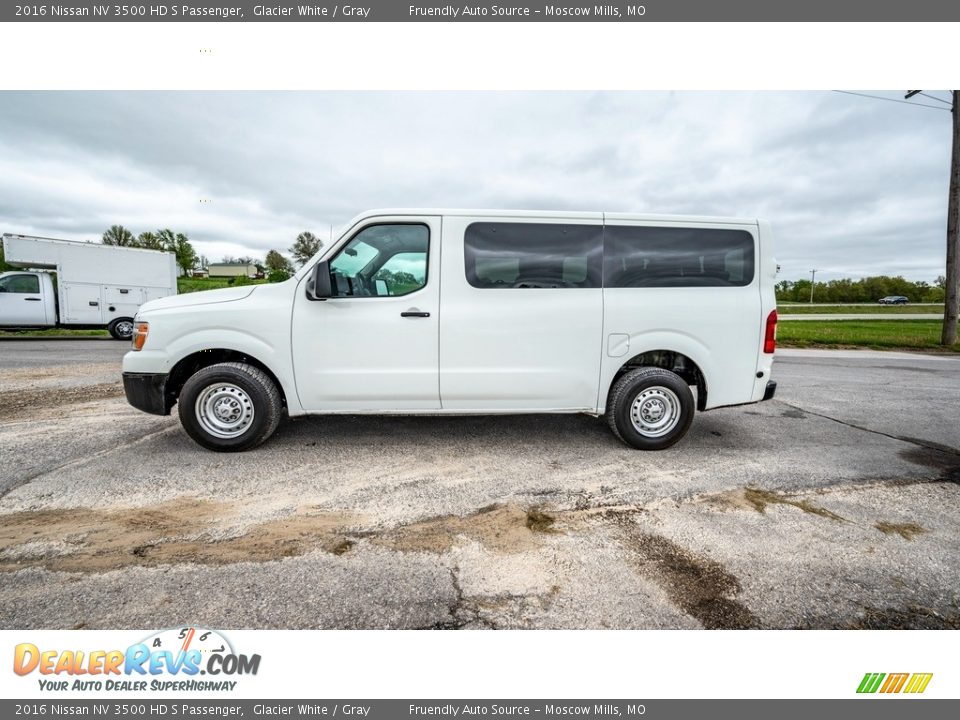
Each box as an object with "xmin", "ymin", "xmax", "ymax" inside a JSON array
[
  {"xmin": 178, "ymin": 362, "xmax": 283, "ymax": 452},
  {"xmin": 606, "ymin": 367, "xmax": 695, "ymax": 450},
  {"xmin": 108, "ymin": 318, "xmax": 135, "ymax": 340}
]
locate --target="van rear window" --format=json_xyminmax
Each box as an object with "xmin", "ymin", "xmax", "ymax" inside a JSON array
[
  {"xmin": 603, "ymin": 226, "xmax": 755, "ymax": 288},
  {"xmin": 464, "ymin": 222, "xmax": 602, "ymax": 289}
]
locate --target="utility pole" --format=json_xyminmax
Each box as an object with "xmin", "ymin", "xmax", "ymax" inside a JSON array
[
  {"xmin": 944, "ymin": 90, "xmax": 959, "ymax": 345},
  {"xmin": 809, "ymin": 269, "xmax": 818, "ymax": 303},
  {"xmin": 906, "ymin": 91, "xmax": 959, "ymax": 345}
]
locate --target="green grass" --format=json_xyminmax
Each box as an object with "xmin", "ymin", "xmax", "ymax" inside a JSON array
[
  {"xmin": 0, "ymin": 327, "xmax": 110, "ymax": 338},
  {"xmin": 778, "ymin": 319, "xmax": 960, "ymax": 352},
  {"xmin": 778, "ymin": 303, "xmax": 943, "ymax": 315}
]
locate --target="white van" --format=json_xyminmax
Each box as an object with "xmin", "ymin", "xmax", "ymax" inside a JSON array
[{"xmin": 122, "ymin": 209, "xmax": 778, "ymax": 451}]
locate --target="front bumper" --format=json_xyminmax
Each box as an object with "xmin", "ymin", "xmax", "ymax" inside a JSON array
[
  {"xmin": 123, "ymin": 372, "xmax": 171, "ymax": 416},
  {"xmin": 762, "ymin": 380, "xmax": 777, "ymax": 401}
]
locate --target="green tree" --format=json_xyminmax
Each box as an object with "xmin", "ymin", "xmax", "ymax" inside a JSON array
[
  {"xmin": 136, "ymin": 231, "xmax": 165, "ymax": 250},
  {"xmin": 777, "ymin": 275, "xmax": 950, "ymax": 304},
  {"xmin": 0, "ymin": 243, "xmax": 11, "ymax": 272},
  {"xmin": 172, "ymin": 234, "xmax": 197, "ymax": 277},
  {"xmin": 289, "ymin": 231, "xmax": 321, "ymax": 267},
  {"xmin": 156, "ymin": 229, "xmax": 178, "ymax": 251},
  {"xmin": 151, "ymin": 228, "xmax": 196, "ymax": 275},
  {"xmin": 265, "ymin": 249, "xmax": 293, "ymax": 273},
  {"xmin": 102, "ymin": 225, "xmax": 135, "ymax": 246}
]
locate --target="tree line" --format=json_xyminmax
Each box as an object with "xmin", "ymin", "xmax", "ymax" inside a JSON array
[
  {"xmin": 101, "ymin": 226, "xmax": 324, "ymax": 283},
  {"xmin": 102, "ymin": 225, "xmax": 198, "ymax": 277},
  {"xmin": 259, "ymin": 231, "xmax": 323, "ymax": 282},
  {"xmin": 777, "ymin": 275, "xmax": 947, "ymax": 303}
]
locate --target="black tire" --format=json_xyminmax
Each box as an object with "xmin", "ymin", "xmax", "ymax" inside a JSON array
[
  {"xmin": 178, "ymin": 362, "xmax": 283, "ymax": 452},
  {"xmin": 606, "ymin": 367, "xmax": 695, "ymax": 450},
  {"xmin": 107, "ymin": 317, "xmax": 135, "ymax": 341}
]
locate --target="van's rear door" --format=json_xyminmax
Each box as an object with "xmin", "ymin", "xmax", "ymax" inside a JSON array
[{"xmin": 598, "ymin": 218, "xmax": 762, "ymax": 410}]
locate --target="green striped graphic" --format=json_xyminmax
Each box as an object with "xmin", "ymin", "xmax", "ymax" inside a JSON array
[{"xmin": 857, "ymin": 672, "xmax": 886, "ymax": 693}]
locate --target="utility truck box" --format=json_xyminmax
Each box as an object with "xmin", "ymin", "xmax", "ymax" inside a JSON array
[{"xmin": 0, "ymin": 233, "xmax": 178, "ymax": 339}]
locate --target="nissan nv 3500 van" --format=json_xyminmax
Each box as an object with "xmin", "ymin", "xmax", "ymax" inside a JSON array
[{"xmin": 122, "ymin": 209, "xmax": 778, "ymax": 451}]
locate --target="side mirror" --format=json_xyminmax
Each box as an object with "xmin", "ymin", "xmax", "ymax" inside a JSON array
[{"xmin": 306, "ymin": 260, "xmax": 332, "ymax": 301}]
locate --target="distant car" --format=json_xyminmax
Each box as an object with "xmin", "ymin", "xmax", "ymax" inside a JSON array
[{"xmin": 878, "ymin": 296, "xmax": 909, "ymax": 305}]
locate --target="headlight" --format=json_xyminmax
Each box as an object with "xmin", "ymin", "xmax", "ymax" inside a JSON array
[{"xmin": 132, "ymin": 321, "xmax": 149, "ymax": 351}]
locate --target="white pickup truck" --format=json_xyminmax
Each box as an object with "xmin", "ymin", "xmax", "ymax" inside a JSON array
[
  {"xmin": 123, "ymin": 209, "xmax": 778, "ymax": 451},
  {"xmin": 0, "ymin": 234, "xmax": 178, "ymax": 339}
]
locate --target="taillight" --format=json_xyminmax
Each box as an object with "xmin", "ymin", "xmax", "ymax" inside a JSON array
[
  {"xmin": 763, "ymin": 310, "xmax": 777, "ymax": 354},
  {"xmin": 132, "ymin": 322, "xmax": 149, "ymax": 351}
]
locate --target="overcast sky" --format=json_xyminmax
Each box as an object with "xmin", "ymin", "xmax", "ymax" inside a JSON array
[{"xmin": 0, "ymin": 91, "xmax": 953, "ymax": 281}]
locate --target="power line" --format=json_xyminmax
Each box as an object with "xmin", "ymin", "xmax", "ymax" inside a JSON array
[
  {"xmin": 918, "ymin": 92, "xmax": 954, "ymax": 106},
  {"xmin": 832, "ymin": 90, "xmax": 950, "ymax": 111}
]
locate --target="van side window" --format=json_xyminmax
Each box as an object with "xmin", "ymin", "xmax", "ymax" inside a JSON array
[
  {"xmin": 603, "ymin": 226, "xmax": 755, "ymax": 288},
  {"xmin": 328, "ymin": 224, "xmax": 429, "ymax": 297},
  {"xmin": 464, "ymin": 222, "xmax": 602, "ymax": 289},
  {"xmin": 0, "ymin": 274, "xmax": 40, "ymax": 293}
]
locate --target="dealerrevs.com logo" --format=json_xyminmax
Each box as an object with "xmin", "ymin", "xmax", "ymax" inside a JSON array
[
  {"xmin": 857, "ymin": 673, "xmax": 933, "ymax": 694},
  {"xmin": 14, "ymin": 627, "xmax": 261, "ymax": 692}
]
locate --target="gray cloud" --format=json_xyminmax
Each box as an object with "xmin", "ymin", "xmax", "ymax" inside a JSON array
[{"xmin": 0, "ymin": 91, "xmax": 952, "ymax": 280}]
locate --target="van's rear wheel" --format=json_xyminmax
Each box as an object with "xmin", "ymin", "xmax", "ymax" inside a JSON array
[
  {"xmin": 606, "ymin": 367, "xmax": 694, "ymax": 450},
  {"xmin": 178, "ymin": 362, "xmax": 282, "ymax": 452},
  {"xmin": 107, "ymin": 318, "xmax": 135, "ymax": 340}
]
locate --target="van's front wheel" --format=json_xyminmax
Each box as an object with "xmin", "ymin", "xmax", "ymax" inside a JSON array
[
  {"xmin": 606, "ymin": 367, "xmax": 694, "ymax": 450},
  {"xmin": 178, "ymin": 362, "xmax": 282, "ymax": 451}
]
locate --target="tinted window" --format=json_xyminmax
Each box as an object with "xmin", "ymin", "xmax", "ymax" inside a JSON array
[
  {"xmin": 604, "ymin": 226, "xmax": 755, "ymax": 288},
  {"xmin": 328, "ymin": 224, "xmax": 428, "ymax": 297},
  {"xmin": 464, "ymin": 222, "xmax": 602, "ymax": 289},
  {"xmin": 0, "ymin": 274, "xmax": 40, "ymax": 293}
]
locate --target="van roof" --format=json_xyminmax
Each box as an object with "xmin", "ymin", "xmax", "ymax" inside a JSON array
[{"xmin": 348, "ymin": 209, "xmax": 760, "ymax": 226}]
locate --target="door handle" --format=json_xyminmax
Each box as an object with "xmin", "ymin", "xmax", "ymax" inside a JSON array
[
  {"xmin": 400, "ymin": 311, "xmax": 430, "ymax": 318},
  {"xmin": 24, "ymin": 297, "xmax": 41, "ymax": 301}
]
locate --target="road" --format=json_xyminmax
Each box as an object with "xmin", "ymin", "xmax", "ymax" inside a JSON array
[{"xmin": 0, "ymin": 341, "xmax": 958, "ymax": 629}]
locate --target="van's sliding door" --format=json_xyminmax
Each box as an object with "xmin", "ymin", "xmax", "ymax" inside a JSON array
[{"xmin": 439, "ymin": 215, "xmax": 604, "ymax": 412}]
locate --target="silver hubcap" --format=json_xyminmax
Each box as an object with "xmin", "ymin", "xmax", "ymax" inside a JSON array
[
  {"xmin": 195, "ymin": 383, "xmax": 255, "ymax": 439},
  {"xmin": 630, "ymin": 386, "xmax": 682, "ymax": 438},
  {"xmin": 116, "ymin": 320, "xmax": 134, "ymax": 337}
]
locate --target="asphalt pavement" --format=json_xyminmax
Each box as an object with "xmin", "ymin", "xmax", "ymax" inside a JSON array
[{"xmin": 0, "ymin": 340, "xmax": 958, "ymax": 629}]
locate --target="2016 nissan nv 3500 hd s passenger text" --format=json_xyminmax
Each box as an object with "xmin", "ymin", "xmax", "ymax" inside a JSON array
[{"xmin": 122, "ymin": 209, "xmax": 779, "ymax": 451}]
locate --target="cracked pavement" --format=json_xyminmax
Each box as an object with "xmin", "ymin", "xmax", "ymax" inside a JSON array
[{"xmin": 0, "ymin": 341, "xmax": 958, "ymax": 629}]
